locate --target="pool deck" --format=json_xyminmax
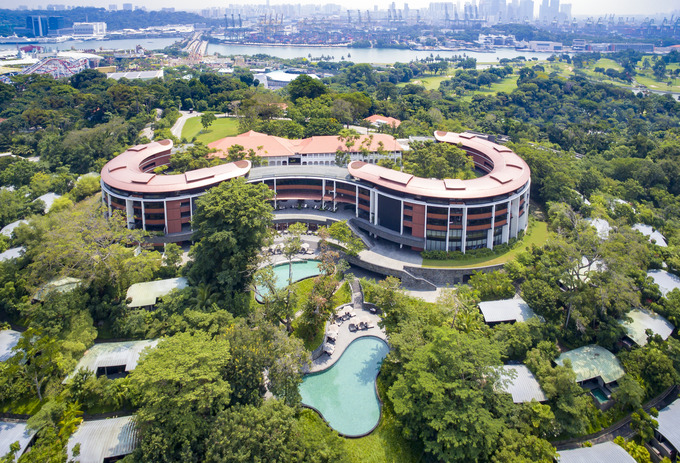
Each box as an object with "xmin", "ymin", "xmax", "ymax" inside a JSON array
[{"xmin": 307, "ymin": 309, "xmax": 387, "ymax": 374}]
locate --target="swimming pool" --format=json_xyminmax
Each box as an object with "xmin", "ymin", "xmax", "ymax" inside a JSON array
[
  {"xmin": 591, "ymin": 388, "xmax": 609, "ymax": 404},
  {"xmin": 257, "ymin": 260, "xmax": 321, "ymax": 295},
  {"xmin": 299, "ymin": 336, "xmax": 390, "ymax": 437}
]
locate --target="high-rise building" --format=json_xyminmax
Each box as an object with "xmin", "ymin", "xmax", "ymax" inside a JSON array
[
  {"xmin": 47, "ymin": 16, "xmax": 65, "ymax": 35},
  {"xmin": 122, "ymin": 3, "xmax": 133, "ymax": 11},
  {"xmin": 519, "ymin": 0, "xmax": 533, "ymax": 20},
  {"xmin": 559, "ymin": 3, "xmax": 571, "ymax": 20},
  {"xmin": 109, "ymin": 4, "xmax": 117, "ymax": 10},
  {"xmin": 73, "ymin": 22, "xmax": 107, "ymax": 37},
  {"xmin": 26, "ymin": 15, "xmax": 49, "ymax": 37}
]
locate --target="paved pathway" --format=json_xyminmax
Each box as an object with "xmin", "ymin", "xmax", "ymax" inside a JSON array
[{"xmin": 170, "ymin": 110, "xmax": 202, "ymax": 139}]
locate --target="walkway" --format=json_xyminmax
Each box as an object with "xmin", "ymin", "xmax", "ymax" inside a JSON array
[
  {"xmin": 170, "ymin": 110, "xmax": 202, "ymax": 139},
  {"xmin": 306, "ymin": 281, "xmax": 387, "ymax": 374}
]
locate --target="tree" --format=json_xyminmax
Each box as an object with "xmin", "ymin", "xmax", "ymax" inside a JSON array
[
  {"xmin": 200, "ymin": 111, "xmax": 216, "ymax": 131},
  {"xmin": 388, "ymin": 327, "xmax": 508, "ymax": 462},
  {"xmin": 287, "ymin": 75, "xmax": 328, "ymax": 102},
  {"xmin": 468, "ymin": 270, "xmax": 515, "ymax": 301},
  {"xmin": 129, "ymin": 331, "xmax": 232, "ymax": 461},
  {"xmin": 403, "ymin": 141, "xmax": 475, "ymax": 180},
  {"xmin": 189, "ymin": 178, "xmax": 273, "ymax": 296}
]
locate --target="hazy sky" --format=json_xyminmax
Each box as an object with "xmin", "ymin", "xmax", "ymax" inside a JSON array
[{"xmin": 9, "ymin": 0, "xmax": 680, "ymax": 17}]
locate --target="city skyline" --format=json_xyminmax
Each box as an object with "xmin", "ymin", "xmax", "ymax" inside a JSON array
[{"xmin": 8, "ymin": 0, "xmax": 680, "ymax": 17}]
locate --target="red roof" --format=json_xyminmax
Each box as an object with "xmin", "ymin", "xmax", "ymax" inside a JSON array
[
  {"xmin": 347, "ymin": 132, "xmax": 530, "ymax": 200},
  {"xmin": 208, "ymin": 132, "xmax": 403, "ymax": 158},
  {"xmin": 100, "ymin": 139, "xmax": 251, "ymax": 194},
  {"xmin": 365, "ymin": 115, "xmax": 401, "ymax": 128}
]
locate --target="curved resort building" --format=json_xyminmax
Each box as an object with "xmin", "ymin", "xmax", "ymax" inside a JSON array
[{"xmin": 100, "ymin": 131, "xmax": 531, "ymax": 252}]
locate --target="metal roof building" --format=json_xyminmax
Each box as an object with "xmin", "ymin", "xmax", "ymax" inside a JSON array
[
  {"xmin": 620, "ymin": 308, "xmax": 674, "ymax": 346},
  {"xmin": 126, "ymin": 277, "xmax": 188, "ymax": 308},
  {"xmin": 633, "ymin": 223, "xmax": 667, "ymax": 247},
  {"xmin": 33, "ymin": 277, "xmax": 83, "ymax": 302},
  {"xmin": 0, "ymin": 246, "xmax": 24, "ymax": 262},
  {"xmin": 657, "ymin": 399, "xmax": 680, "ymax": 454},
  {"xmin": 66, "ymin": 340, "xmax": 158, "ymax": 382},
  {"xmin": 496, "ymin": 365, "xmax": 547, "ymax": 403},
  {"xmin": 0, "ymin": 421, "xmax": 36, "ymax": 458},
  {"xmin": 106, "ymin": 70, "xmax": 164, "ymax": 80},
  {"xmin": 67, "ymin": 416, "xmax": 138, "ymax": 463},
  {"xmin": 478, "ymin": 298, "xmax": 536, "ymax": 324},
  {"xmin": 585, "ymin": 218, "xmax": 611, "ymax": 240},
  {"xmin": 558, "ymin": 441, "xmax": 636, "ymax": 463},
  {"xmin": 0, "ymin": 329, "xmax": 21, "ymax": 362},
  {"xmin": 556, "ymin": 345, "xmax": 625, "ymax": 385},
  {"xmin": 0, "ymin": 219, "xmax": 28, "ymax": 238},
  {"xmin": 647, "ymin": 270, "xmax": 680, "ymax": 297}
]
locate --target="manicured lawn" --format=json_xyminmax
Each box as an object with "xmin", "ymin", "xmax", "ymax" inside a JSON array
[
  {"xmin": 181, "ymin": 117, "xmax": 240, "ymax": 144},
  {"xmin": 461, "ymin": 75, "xmax": 519, "ymax": 101},
  {"xmin": 422, "ymin": 220, "xmax": 549, "ymax": 268},
  {"xmin": 397, "ymin": 74, "xmax": 452, "ymax": 90},
  {"xmin": 343, "ymin": 408, "xmax": 423, "ymax": 463}
]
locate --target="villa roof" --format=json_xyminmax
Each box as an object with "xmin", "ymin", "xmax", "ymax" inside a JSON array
[
  {"xmin": 585, "ymin": 218, "xmax": 611, "ymax": 239},
  {"xmin": 365, "ymin": 114, "xmax": 402, "ymax": 127},
  {"xmin": 100, "ymin": 140, "xmax": 251, "ymax": 194},
  {"xmin": 633, "ymin": 223, "xmax": 667, "ymax": 247},
  {"xmin": 558, "ymin": 441, "xmax": 636, "ymax": 463},
  {"xmin": 496, "ymin": 365, "xmax": 547, "ymax": 403},
  {"xmin": 126, "ymin": 277, "xmax": 188, "ymax": 308},
  {"xmin": 0, "ymin": 329, "xmax": 21, "ymax": 362},
  {"xmin": 34, "ymin": 192, "xmax": 61, "ymax": 212},
  {"xmin": 620, "ymin": 308, "xmax": 674, "ymax": 346},
  {"xmin": 67, "ymin": 416, "xmax": 138, "ymax": 463},
  {"xmin": 347, "ymin": 131, "xmax": 530, "ymax": 200},
  {"xmin": 478, "ymin": 298, "xmax": 535, "ymax": 324},
  {"xmin": 556, "ymin": 345, "xmax": 625, "ymax": 384},
  {"xmin": 0, "ymin": 246, "xmax": 24, "ymax": 262},
  {"xmin": 0, "ymin": 421, "xmax": 35, "ymax": 458},
  {"xmin": 208, "ymin": 132, "xmax": 403, "ymax": 158},
  {"xmin": 0, "ymin": 219, "xmax": 28, "ymax": 238},
  {"xmin": 33, "ymin": 277, "xmax": 83, "ymax": 301},
  {"xmin": 657, "ymin": 399, "xmax": 680, "ymax": 451},
  {"xmin": 647, "ymin": 269, "xmax": 680, "ymax": 297},
  {"xmin": 66, "ymin": 340, "xmax": 158, "ymax": 382}
]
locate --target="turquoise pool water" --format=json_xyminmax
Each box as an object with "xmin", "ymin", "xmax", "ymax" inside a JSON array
[
  {"xmin": 299, "ymin": 336, "xmax": 390, "ymax": 437},
  {"xmin": 591, "ymin": 388, "xmax": 609, "ymax": 404},
  {"xmin": 257, "ymin": 260, "xmax": 320, "ymax": 295}
]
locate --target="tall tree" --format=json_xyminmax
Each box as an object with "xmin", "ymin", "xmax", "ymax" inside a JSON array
[{"xmin": 189, "ymin": 178, "xmax": 273, "ymax": 295}]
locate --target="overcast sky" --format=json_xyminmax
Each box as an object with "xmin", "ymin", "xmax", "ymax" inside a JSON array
[{"xmin": 10, "ymin": 0, "xmax": 680, "ymax": 17}]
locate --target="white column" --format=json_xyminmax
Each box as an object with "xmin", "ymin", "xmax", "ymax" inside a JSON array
[
  {"xmin": 322, "ymin": 178, "xmax": 326, "ymax": 208},
  {"xmin": 125, "ymin": 199, "xmax": 134, "ymax": 229},
  {"xmin": 400, "ymin": 200, "xmax": 404, "ymax": 235},
  {"xmin": 273, "ymin": 178, "xmax": 277, "ymax": 209},
  {"xmin": 445, "ymin": 206, "xmax": 451, "ymax": 251},
  {"xmin": 461, "ymin": 207, "xmax": 468, "ymax": 253},
  {"xmin": 355, "ymin": 185, "xmax": 359, "ymax": 217},
  {"xmin": 107, "ymin": 192, "xmax": 112, "ymax": 217},
  {"xmin": 374, "ymin": 192, "xmax": 379, "ymax": 225},
  {"xmin": 488, "ymin": 204, "xmax": 495, "ymax": 250},
  {"xmin": 141, "ymin": 201, "xmax": 146, "ymax": 230},
  {"xmin": 163, "ymin": 200, "xmax": 168, "ymax": 234},
  {"xmin": 510, "ymin": 196, "xmax": 520, "ymax": 238},
  {"xmin": 423, "ymin": 203, "xmax": 428, "ymax": 249}
]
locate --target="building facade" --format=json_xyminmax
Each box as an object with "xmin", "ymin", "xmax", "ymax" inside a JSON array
[{"xmin": 101, "ymin": 132, "xmax": 530, "ymax": 252}]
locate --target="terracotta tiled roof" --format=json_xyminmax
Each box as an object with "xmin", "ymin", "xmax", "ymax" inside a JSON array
[
  {"xmin": 365, "ymin": 114, "xmax": 401, "ymax": 128},
  {"xmin": 208, "ymin": 132, "xmax": 403, "ymax": 158},
  {"xmin": 347, "ymin": 131, "xmax": 531, "ymax": 200}
]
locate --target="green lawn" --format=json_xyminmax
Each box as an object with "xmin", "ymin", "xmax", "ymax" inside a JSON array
[
  {"xmin": 397, "ymin": 74, "xmax": 452, "ymax": 90},
  {"xmin": 292, "ymin": 279, "xmax": 352, "ymax": 351},
  {"xmin": 343, "ymin": 408, "xmax": 423, "ymax": 463},
  {"xmin": 181, "ymin": 117, "xmax": 240, "ymax": 144},
  {"xmin": 0, "ymin": 396, "xmax": 44, "ymax": 415},
  {"xmin": 422, "ymin": 220, "xmax": 549, "ymax": 268},
  {"xmin": 461, "ymin": 75, "xmax": 520, "ymax": 101}
]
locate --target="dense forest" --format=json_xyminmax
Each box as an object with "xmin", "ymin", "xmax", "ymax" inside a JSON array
[{"xmin": 1, "ymin": 52, "xmax": 680, "ymax": 463}]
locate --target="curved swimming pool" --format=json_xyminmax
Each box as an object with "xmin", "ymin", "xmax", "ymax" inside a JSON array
[
  {"xmin": 299, "ymin": 336, "xmax": 389, "ymax": 437},
  {"xmin": 257, "ymin": 260, "xmax": 320, "ymax": 296}
]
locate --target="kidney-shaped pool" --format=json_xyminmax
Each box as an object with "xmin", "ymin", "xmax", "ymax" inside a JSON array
[{"xmin": 299, "ymin": 336, "xmax": 390, "ymax": 437}]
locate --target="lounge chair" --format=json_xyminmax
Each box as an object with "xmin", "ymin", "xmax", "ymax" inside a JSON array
[{"xmin": 348, "ymin": 323, "xmax": 358, "ymax": 332}]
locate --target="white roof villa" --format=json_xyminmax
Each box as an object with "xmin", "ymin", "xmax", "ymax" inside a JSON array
[
  {"xmin": 67, "ymin": 416, "xmax": 138, "ymax": 463},
  {"xmin": 558, "ymin": 441, "xmax": 636, "ymax": 463},
  {"xmin": 0, "ymin": 421, "xmax": 36, "ymax": 459},
  {"xmin": 633, "ymin": 223, "xmax": 667, "ymax": 247},
  {"xmin": 33, "ymin": 192, "xmax": 61, "ymax": 213},
  {"xmin": 585, "ymin": 218, "xmax": 611, "ymax": 239},
  {"xmin": 647, "ymin": 270, "xmax": 680, "ymax": 297},
  {"xmin": 33, "ymin": 277, "xmax": 83, "ymax": 302},
  {"xmin": 496, "ymin": 365, "xmax": 547, "ymax": 403},
  {"xmin": 66, "ymin": 340, "xmax": 158, "ymax": 382},
  {"xmin": 620, "ymin": 309, "xmax": 674, "ymax": 346},
  {"xmin": 0, "ymin": 246, "xmax": 24, "ymax": 262},
  {"xmin": 556, "ymin": 345, "xmax": 625, "ymax": 385},
  {"xmin": 478, "ymin": 298, "xmax": 536, "ymax": 324},
  {"xmin": 126, "ymin": 277, "xmax": 188, "ymax": 308},
  {"xmin": 0, "ymin": 219, "xmax": 27, "ymax": 238},
  {"xmin": 0, "ymin": 329, "xmax": 21, "ymax": 362},
  {"xmin": 655, "ymin": 399, "xmax": 680, "ymax": 459}
]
